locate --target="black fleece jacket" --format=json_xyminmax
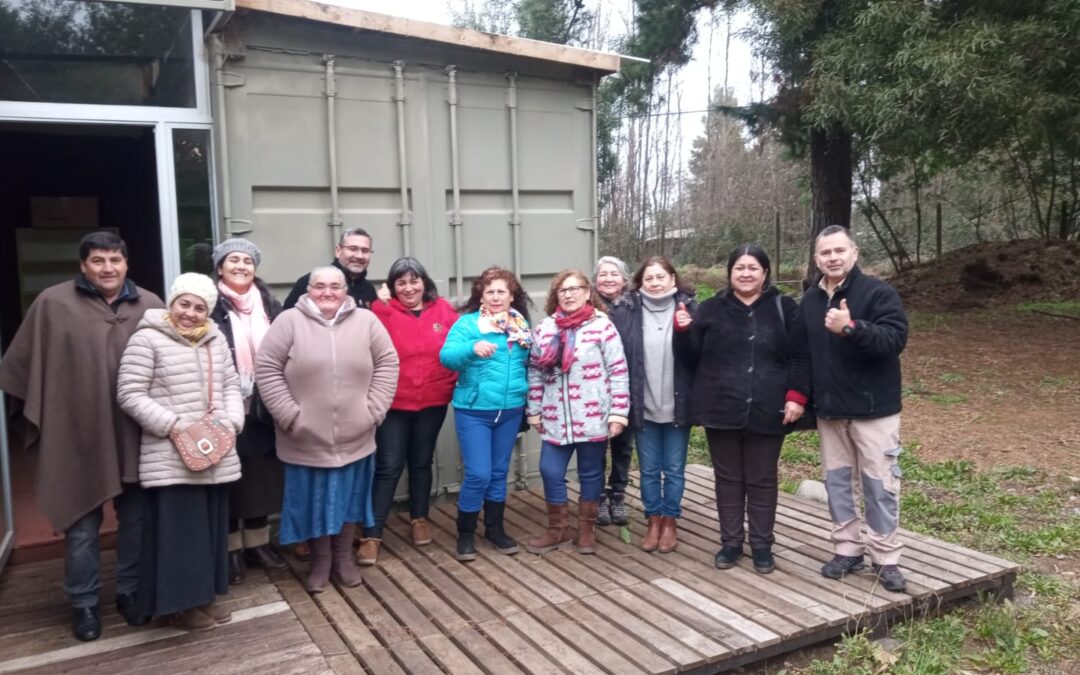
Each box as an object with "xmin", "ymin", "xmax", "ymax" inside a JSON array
[
  {"xmin": 674, "ymin": 286, "xmax": 811, "ymax": 436},
  {"xmin": 800, "ymin": 265, "xmax": 908, "ymax": 420}
]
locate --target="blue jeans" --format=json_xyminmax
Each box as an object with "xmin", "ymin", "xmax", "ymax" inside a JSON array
[
  {"xmin": 635, "ymin": 421, "xmax": 691, "ymax": 518},
  {"xmin": 454, "ymin": 407, "xmax": 524, "ymax": 513},
  {"xmin": 539, "ymin": 440, "xmax": 607, "ymax": 504},
  {"xmin": 65, "ymin": 483, "xmax": 143, "ymax": 609}
]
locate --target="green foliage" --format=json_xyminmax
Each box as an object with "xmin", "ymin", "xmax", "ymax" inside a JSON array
[
  {"xmin": 805, "ymin": 631, "xmax": 877, "ymax": 675},
  {"xmin": 1015, "ymin": 300, "xmax": 1080, "ymax": 317}
]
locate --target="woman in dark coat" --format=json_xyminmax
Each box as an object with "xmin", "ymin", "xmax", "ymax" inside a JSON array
[
  {"xmin": 611, "ymin": 256, "xmax": 697, "ymax": 554},
  {"xmin": 210, "ymin": 238, "xmax": 288, "ymax": 583},
  {"xmin": 674, "ymin": 244, "xmax": 810, "ymax": 574}
]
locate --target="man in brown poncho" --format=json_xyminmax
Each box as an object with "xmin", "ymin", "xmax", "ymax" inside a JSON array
[{"xmin": 0, "ymin": 231, "xmax": 163, "ymax": 641}]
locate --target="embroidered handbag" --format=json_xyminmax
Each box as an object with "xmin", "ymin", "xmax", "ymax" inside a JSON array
[{"xmin": 169, "ymin": 343, "xmax": 236, "ymax": 472}]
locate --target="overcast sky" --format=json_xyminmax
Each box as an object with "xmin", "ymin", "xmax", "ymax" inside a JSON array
[{"xmin": 320, "ymin": 1, "xmax": 760, "ymax": 170}]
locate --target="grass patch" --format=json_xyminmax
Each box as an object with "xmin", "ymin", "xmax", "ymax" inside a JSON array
[
  {"xmin": 1015, "ymin": 300, "xmax": 1080, "ymax": 317},
  {"xmin": 801, "ymin": 444, "xmax": 1080, "ymax": 674},
  {"xmin": 907, "ymin": 311, "xmax": 953, "ymax": 330},
  {"xmin": 938, "ymin": 372, "xmax": 965, "ymax": 383},
  {"xmin": 929, "ymin": 392, "xmax": 969, "ymax": 405}
]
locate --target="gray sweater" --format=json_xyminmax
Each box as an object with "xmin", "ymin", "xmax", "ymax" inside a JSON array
[{"xmin": 640, "ymin": 290, "xmax": 677, "ymax": 423}]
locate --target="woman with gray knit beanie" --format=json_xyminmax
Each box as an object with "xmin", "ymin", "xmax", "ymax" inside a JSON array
[
  {"xmin": 209, "ymin": 238, "xmax": 288, "ymax": 584},
  {"xmin": 611, "ymin": 256, "xmax": 697, "ymax": 553}
]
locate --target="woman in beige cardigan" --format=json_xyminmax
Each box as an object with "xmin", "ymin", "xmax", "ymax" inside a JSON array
[
  {"xmin": 117, "ymin": 273, "xmax": 244, "ymax": 632},
  {"xmin": 255, "ymin": 266, "xmax": 399, "ymax": 593}
]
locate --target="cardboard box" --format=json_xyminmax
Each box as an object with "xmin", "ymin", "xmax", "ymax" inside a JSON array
[{"xmin": 31, "ymin": 196, "xmax": 99, "ymax": 229}]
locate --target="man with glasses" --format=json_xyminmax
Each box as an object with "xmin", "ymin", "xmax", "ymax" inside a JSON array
[{"xmin": 284, "ymin": 228, "xmax": 377, "ymax": 310}]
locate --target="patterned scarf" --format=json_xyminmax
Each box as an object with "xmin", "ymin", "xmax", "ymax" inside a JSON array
[
  {"xmin": 480, "ymin": 307, "xmax": 533, "ymax": 348},
  {"xmin": 532, "ymin": 303, "xmax": 594, "ymax": 373},
  {"xmin": 164, "ymin": 314, "xmax": 209, "ymax": 344},
  {"xmin": 218, "ymin": 281, "xmax": 270, "ymax": 397}
]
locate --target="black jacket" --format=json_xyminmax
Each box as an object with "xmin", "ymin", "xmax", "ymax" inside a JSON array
[
  {"xmin": 610, "ymin": 290, "xmax": 698, "ymax": 432},
  {"xmin": 674, "ymin": 286, "xmax": 811, "ymax": 436},
  {"xmin": 282, "ymin": 260, "xmax": 377, "ymax": 310},
  {"xmin": 800, "ymin": 265, "xmax": 908, "ymax": 420},
  {"xmin": 211, "ymin": 279, "xmax": 282, "ymax": 457}
]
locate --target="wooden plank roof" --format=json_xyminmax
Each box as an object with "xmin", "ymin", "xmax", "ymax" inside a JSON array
[{"xmin": 234, "ymin": 0, "xmax": 630, "ymax": 73}]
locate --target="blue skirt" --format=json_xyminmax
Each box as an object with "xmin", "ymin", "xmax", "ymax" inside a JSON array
[{"xmin": 279, "ymin": 455, "xmax": 374, "ymax": 544}]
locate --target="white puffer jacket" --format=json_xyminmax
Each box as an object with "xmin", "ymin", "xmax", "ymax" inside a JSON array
[{"xmin": 117, "ymin": 309, "xmax": 244, "ymax": 488}]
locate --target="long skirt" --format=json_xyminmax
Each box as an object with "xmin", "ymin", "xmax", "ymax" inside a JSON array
[
  {"xmin": 278, "ymin": 455, "xmax": 374, "ymax": 545},
  {"xmin": 138, "ymin": 484, "xmax": 230, "ymax": 617}
]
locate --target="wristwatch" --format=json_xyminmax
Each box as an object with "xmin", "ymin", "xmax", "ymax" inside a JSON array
[{"xmin": 842, "ymin": 320, "xmax": 857, "ymax": 337}]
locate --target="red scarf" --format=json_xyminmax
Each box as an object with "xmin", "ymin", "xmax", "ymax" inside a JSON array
[{"xmin": 532, "ymin": 303, "xmax": 595, "ymax": 373}]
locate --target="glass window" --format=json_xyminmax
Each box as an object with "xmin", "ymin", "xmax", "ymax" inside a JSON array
[
  {"xmin": 174, "ymin": 128, "xmax": 214, "ymax": 274},
  {"xmin": 0, "ymin": 0, "xmax": 197, "ymax": 107}
]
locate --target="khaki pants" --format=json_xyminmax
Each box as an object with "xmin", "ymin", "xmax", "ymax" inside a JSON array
[{"xmin": 818, "ymin": 415, "xmax": 904, "ymax": 565}]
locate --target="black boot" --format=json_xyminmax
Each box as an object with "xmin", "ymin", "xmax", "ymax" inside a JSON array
[
  {"xmin": 228, "ymin": 550, "xmax": 246, "ymax": 585},
  {"xmin": 456, "ymin": 510, "xmax": 479, "ymax": 562},
  {"xmin": 482, "ymin": 500, "xmax": 519, "ymax": 555}
]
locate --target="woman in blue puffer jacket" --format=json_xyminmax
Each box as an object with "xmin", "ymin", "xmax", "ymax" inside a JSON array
[{"xmin": 440, "ymin": 267, "xmax": 532, "ymax": 562}]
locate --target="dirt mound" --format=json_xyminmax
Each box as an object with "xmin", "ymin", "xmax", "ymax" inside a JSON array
[{"xmin": 890, "ymin": 239, "xmax": 1080, "ymax": 310}]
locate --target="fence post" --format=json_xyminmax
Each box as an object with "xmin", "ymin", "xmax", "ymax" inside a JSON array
[{"xmin": 775, "ymin": 211, "xmax": 781, "ymax": 273}]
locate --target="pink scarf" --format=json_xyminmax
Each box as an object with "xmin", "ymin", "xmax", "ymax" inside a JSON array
[
  {"xmin": 531, "ymin": 304, "xmax": 595, "ymax": 373},
  {"xmin": 218, "ymin": 281, "xmax": 270, "ymax": 397}
]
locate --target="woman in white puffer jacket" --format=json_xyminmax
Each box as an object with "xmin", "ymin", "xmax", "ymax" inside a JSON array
[{"xmin": 117, "ymin": 273, "xmax": 244, "ymax": 632}]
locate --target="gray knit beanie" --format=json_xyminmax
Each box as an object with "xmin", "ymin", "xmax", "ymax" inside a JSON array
[{"xmin": 212, "ymin": 238, "xmax": 261, "ymax": 270}]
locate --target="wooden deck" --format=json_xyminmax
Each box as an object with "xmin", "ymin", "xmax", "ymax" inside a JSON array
[{"xmin": 0, "ymin": 464, "xmax": 1019, "ymax": 674}]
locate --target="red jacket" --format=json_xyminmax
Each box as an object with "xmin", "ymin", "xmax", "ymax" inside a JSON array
[{"xmin": 373, "ymin": 297, "xmax": 460, "ymax": 411}]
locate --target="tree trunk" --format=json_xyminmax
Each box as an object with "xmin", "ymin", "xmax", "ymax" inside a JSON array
[{"xmin": 805, "ymin": 126, "xmax": 853, "ymax": 287}]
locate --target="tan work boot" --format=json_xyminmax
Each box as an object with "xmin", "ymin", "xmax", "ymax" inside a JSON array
[
  {"xmin": 410, "ymin": 518, "xmax": 433, "ymax": 546},
  {"xmin": 641, "ymin": 515, "xmax": 663, "ymax": 552},
  {"xmin": 356, "ymin": 538, "xmax": 380, "ymax": 566},
  {"xmin": 658, "ymin": 516, "xmax": 678, "ymax": 553},
  {"xmin": 526, "ymin": 502, "xmax": 573, "ymax": 554},
  {"xmin": 171, "ymin": 607, "xmax": 216, "ymax": 631},
  {"xmin": 576, "ymin": 499, "xmax": 599, "ymax": 554}
]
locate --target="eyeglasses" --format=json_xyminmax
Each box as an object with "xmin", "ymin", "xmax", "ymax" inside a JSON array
[
  {"xmin": 340, "ymin": 245, "xmax": 372, "ymax": 255},
  {"xmin": 310, "ymin": 284, "xmax": 346, "ymax": 293},
  {"xmin": 558, "ymin": 285, "xmax": 587, "ymax": 296}
]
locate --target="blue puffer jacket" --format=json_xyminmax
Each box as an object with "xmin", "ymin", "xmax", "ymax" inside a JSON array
[{"xmin": 440, "ymin": 311, "xmax": 530, "ymax": 411}]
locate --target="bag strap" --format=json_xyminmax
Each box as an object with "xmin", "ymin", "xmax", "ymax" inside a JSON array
[{"xmin": 193, "ymin": 342, "xmax": 215, "ymax": 413}]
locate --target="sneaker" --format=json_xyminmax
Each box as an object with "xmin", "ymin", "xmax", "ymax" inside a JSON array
[
  {"xmin": 873, "ymin": 564, "xmax": 908, "ymax": 592},
  {"xmin": 821, "ymin": 554, "xmax": 865, "ymax": 580},
  {"xmin": 596, "ymin": 495, "xmax": 612, "ymax": 527},
  {"xmin": 751, "ymin": 548, "xmax": 775, "ymax": 574},
  {"xmin": 714, "ymin": 545, "xmax": 742, "ymax": 569},
  {"xmin": 609, "ymin": 498, "xmax": 630, "ymax": 526}
]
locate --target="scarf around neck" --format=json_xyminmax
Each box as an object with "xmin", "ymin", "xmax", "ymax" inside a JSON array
[
  {"xmin": 164, "ymin": 313, "xmax": 209, "ymax": 344},
  {"xmin": 532, "ymin": 303, "xmax": 595, "ymax": 373},
  {"xmin": 479, "ymin": 306, "xmax": 533, "ymax": 349},
  {"xmin": 218, "ymin": 281, "xmax": 270, "ymax": 398}
]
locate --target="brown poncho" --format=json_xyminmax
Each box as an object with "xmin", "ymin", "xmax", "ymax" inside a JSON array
[{"xmin": 0, "ymin": 279, "xmax": 164, "ymax": 532}]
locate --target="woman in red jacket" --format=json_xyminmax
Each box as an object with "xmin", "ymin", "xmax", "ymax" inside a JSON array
[{"xmin": 357, "ymin": 257, "xmax": 459, "ymax": 565}]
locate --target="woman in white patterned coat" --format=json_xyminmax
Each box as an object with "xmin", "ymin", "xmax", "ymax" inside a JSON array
[
  {"xmin": 525, "ymin": 270, "xmax": 629, "ymax": 555},
  {"xmin": 117, "ymin": 273, "xmax": 244, "ymax": 632}
]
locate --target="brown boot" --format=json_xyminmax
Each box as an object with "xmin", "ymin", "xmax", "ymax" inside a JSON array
[
  {"xmin": 411, "ymin": 518, "xmax": 433, "ymax": 545},
  {"xmin": 658, "ymin": 516, "xmax": 678, "ymax": 553},
  {"xmin": 197, "ymin": 601, "xmax": 232, "ymax": 624},
  {"xmin": 294, "ymin": 541, "xmax": 310, "ymax": 561},
  {"xmin": 641, "ymin": 515, "xmax": 663, "ymax": 552},
  {"xmin": 577, "ymin": 500, "xmax": 599, "ymax": 554},
  {"xmin": 356, "ymin": 538, "xmax": 380, "ymax": 566},
  {"xmin": 170, "ymin": 607, "xmax": 216, "ymax": 632},
  {"xmin": 305, "ymin": 536, "xmax": 331, "ymax": 593},
  {"xmin": 331, "ymin": 525, "xmax": 363, "ymax": 587},
  {"xmin": 526, "ymin": 502, "xmax": 573, "ymax": 554}
]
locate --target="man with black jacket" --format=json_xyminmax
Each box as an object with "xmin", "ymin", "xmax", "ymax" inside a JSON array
[
  {"xmin": 802, "ymin": 225, "xmax": 909, "ymax": 592},
  {"xmin": 283, "ymin": 227, "xmax": 377, "ymax": 310}
]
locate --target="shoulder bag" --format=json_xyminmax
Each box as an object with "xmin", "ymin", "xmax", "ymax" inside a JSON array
[{"xmin": 169, "ymin": 343, "xmax": 237, "ymax": 471}]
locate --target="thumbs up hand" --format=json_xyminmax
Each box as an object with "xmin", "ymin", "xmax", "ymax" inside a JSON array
[
  {"xmin": 674, "ymin": 301, "xmax": 693, "ymax": 330},
  {"xmin": 825, "ymin": 297, "xmax": 852, "ymax": 335}
]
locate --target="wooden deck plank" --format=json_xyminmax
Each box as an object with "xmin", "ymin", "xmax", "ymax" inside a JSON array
[{"xmin": 580, "ymin": 593, "xmax": 704, "ymax": 669}]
